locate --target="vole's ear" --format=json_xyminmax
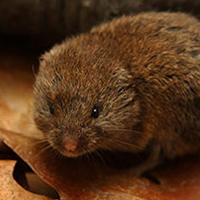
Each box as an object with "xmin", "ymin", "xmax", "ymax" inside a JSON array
[
  {"xmin": 38, "ymin": 51, "xmax": 50, "ymax": 72},
  {"xmin": 39, "ymin": 54, "xmax": 46, "ymax": 69},
  {"xmin": 39, "ymin": 44, "xmax": 62, "ymax": 69},
  {"xmin": 112, "ymin": 67, "xmax": 133, "ymax": 88}
]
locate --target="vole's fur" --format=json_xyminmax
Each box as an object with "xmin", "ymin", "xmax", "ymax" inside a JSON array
[{"xmin": 33, "ymin": 12, "xmax": 200, "ymax": 174}]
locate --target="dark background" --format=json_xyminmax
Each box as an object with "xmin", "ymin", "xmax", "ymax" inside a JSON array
[{"xmin": 1, "ymin": 0, "xmax": 200, "ymax": 52}]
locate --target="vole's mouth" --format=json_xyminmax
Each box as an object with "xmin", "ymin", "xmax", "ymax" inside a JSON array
[
  {"xmin": 51, "ymin": 141, "xmax": 93, "ymax": 158},
  {"xmin": 48, "ymin": 134, "xmax": 97, "ymax": 158},
  {"xmin": 58, "ymin": 147, "xmax": 91, "ymax": 158}
]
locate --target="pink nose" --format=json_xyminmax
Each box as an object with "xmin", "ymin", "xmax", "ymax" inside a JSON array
[{"xmin": 63, "ymin": 138, "xmax": 78, "ymax": 152}]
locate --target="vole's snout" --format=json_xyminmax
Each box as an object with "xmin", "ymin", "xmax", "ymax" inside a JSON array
[{"xmin": 62, "ymin": 137, "xmax": 78, "ymax": 152}]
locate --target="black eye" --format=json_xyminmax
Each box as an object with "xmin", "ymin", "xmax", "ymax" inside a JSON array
[
  {"xmin": 91, "ymin": 106, "xmax": 99, "ymax": 118},
  {"xmin": 49, "ymin": 105, "xmax": 55, "ymax": 115}
]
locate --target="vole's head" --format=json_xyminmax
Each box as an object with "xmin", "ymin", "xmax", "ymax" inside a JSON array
[{"xmin": 33, "ymin": 39, "xmax": 142, "ymax": 158}]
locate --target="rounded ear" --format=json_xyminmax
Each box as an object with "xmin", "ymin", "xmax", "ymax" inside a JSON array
[
  {"xmin": 39, "ymin": 43, "xmax": 62, "ymax": 69},
  {"xmin": 113, "ymin": 67, "xmax": 133, "ymax": 88}
]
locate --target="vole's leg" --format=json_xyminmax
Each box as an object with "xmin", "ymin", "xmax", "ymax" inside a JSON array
[{"xmin": 130, "ymin": 143, "xmax": 163, "ymax": 176}]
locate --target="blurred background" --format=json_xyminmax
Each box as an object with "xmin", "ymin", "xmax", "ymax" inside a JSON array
[{"xmin": 1, "ymin": 0, "xmax": 200, "ymax": 53}]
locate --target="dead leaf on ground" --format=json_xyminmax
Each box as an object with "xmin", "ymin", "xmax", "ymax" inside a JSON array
[
  {"xmin": 0, "ymin": 49, "xmax": 42, "ymax": 142},
  {"xmin": 0, "ymin": 160, "xmax": 55, "ymax": 200},
  {"xmin": 1, "ymin": 128, "xmax": 200, "ymax": 200}
]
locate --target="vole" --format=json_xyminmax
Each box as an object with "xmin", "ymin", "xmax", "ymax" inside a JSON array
[{"xmin": 33, "ymin": 12, "xmax": 200, "ymax": 174}]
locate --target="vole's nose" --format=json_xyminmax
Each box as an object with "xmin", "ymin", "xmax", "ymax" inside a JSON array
[{"xmin": 63, "ymin": 138, "xmax": 78, "ymax": 152}]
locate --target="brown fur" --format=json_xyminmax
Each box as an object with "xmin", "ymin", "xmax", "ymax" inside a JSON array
[{"xmin": 33, "ymin": 12, "xmax": 200, "ymax": 173}]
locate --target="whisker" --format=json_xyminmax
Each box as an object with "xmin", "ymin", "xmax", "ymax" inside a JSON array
[
  {"xmin": 32, "ymin": 65, "xmax": 37, "ymax": 79},
  {"xmin": 32, "ymin": 139, "xmax": 49, "ymax": 148},
  {"xmin": 105, "ymin": 128, "xmax": 142, "ymax": 134},
  {"xmin": 32, "ymin": 143, "xmax": 46, "ymax": 151},
  {"xmin": 52, "ymin": 148, "xmax": 63, "ymax": 159},
  {"xmin": 82, "ymin": 147, "xmax": 90, "ymax": 161},
  {"xmin": 87, "ymin": 151, "xmax": 94, "ymax": 162},
  {"xmin": 35, "ymin": 139, "xmax": 49, "ymax": 144},
  {"xmin": 111, "ymin": 138, "xmax": 142, "ymax": 150},
  {"xmin": 94, "ymin": 149, "xmax": 106, "ymax": 164},
  {"xmin": 35, "ymin": 144, "xmax": 53, "ymax": 159},
  {"xmin": 97, "ymin": 137, "xmax": 142, "ymax": 152}
]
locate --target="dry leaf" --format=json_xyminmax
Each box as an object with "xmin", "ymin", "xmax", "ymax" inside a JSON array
[
  {"xmin": 0, "ymin": 159, "xmax": 55, "ymax": 200},
  {"xmin": 1, "ymin": 128, "xmax": 200, "ymax": 200},
  {"xmin": 0, "ymin": 49, "xmax": 42, "ymax": 141}
]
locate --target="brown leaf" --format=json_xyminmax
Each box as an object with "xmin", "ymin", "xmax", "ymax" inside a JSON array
[
  {"xmin": 0, "ymin": 50, "xmax": 42, "ymax": 141},
  {"xmin": 0, "ymin": 159, "xmax": 55, "ymax": 200},
  {"xmin": 1, "ymin": 128, "xmax": 200, "ymax": 200}
]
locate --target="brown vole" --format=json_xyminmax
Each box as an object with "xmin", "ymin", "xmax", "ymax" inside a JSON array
[{"xmin": 33, "ymin": 12, "xmax": 200, "ymax": 174}]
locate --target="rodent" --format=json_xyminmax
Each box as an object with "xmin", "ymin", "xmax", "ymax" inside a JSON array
[{"xmin": 33, "ymin": 12, "xmax": 200, "ymax": 174}]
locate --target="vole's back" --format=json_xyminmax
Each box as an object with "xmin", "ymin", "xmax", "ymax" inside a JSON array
[{"xmin": 90, "ymin": 12, "xmax": 200, "ymax": 158}]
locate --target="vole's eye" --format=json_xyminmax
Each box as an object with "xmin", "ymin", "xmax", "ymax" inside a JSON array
[
  {"xmin": 91, "ymin": 106, "xmax": 99, "ymax": 118},
  {"xmin": 49, "ymin": 105, "xmax": 55, "ymax": 115}
]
